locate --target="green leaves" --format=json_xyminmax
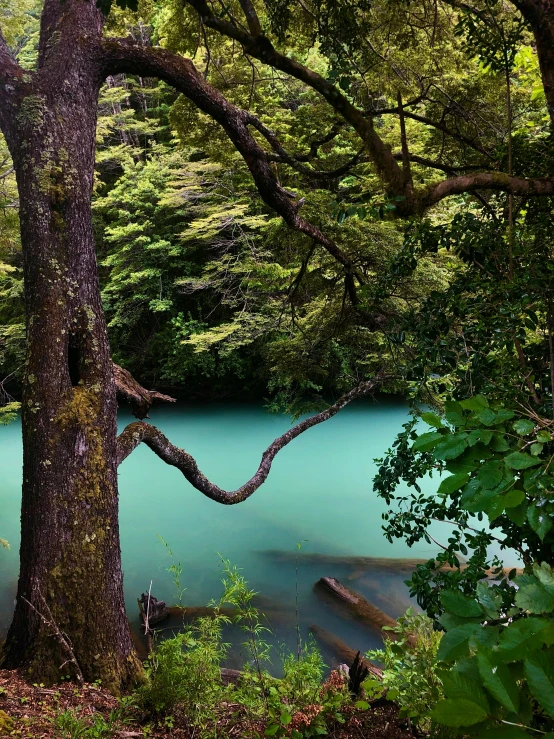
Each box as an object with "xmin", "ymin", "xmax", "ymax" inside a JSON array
[
  {"xmin": 524, "ymin": 652, "xmax": 554, "ymax": 718},
  {"xmin": 515, "ymin": 584, "xmax": 554, "ymax": 615},
  {"xmin": 440, "ymin": 590, "xmax": 483, "ymax": 618},
  {"xmin": 430, "ymin": 697, "xmax": 488, "ymax": 726},
  {"xmin": 527, "ymin": 504, "xmax": 553, "ymax": 540},
  {"xmin": 497, "ymin": 618, "xmax": 549, "ymax": 660},
  {"xmin": 437, "ymin": 473, "xmax": 469, "ymax": 496},
  {"xmin": 434, "ymin": 434, "xmax": 469, "ymax": 461},
  {"xmin": 412, "ymin": 431, "xmax": 443, "ymax": 452},
  {"xmin": 504, "ymin": 452, "xmax": 542, "ymax": 470},
  {"xmin": 515, "ymin": 564, "xmax": 554, "ymax": 614},
  {"xmin": 476, "ymin": 652, "xmax": 519, "ymax": 713},
  {"xmin": 513, "ymin": 419, "xmax": 535, "ymax": 436},
  {"xmin": 420, "ymin": 412, "xmax": 443, "ymax": 428},
  {"xmin": 382, "ymin": 397, "xmax": 554, "ymax": 733},
  {"xmin": 437, "ymin": 623, "xmax": 480, "ymax": 662}
]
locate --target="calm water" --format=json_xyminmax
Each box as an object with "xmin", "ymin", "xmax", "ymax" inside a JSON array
[{"xmin": 0, "ymin": 399, "xmax": 515, "ymax": 668}]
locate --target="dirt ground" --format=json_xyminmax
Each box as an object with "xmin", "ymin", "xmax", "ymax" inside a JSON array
[{"xmin": 0, "ymin": 669, "xmax": 418, "ymax": 738}]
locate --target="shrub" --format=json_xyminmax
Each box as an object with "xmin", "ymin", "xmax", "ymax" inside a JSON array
[{"xmin": 367, "ymin": 608, "xmax": 443, "ymax": 733}]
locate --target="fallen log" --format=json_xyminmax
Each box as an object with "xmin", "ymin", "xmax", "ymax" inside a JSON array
[
  {"xmin": 315, "ymin": 577, "xmax": 413, "ymax": 645},
  {"xmin": 439, "ymin": 564, "xmax": 523, "ymax": 578},
  {"xmin": 261, "ymin": 550, "xmax": 429, "ymax": 573},
  {"xmin": 261, "ymin": 550, "xmax": 521, "ymax": 579},
  {"xmin": 309, "ymin": 624, "xmax": 382, "ymax": 680}
]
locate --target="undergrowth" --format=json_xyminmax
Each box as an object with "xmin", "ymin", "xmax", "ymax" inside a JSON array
[{"xmin": 138, "ymin": 558, "xmax": 353, "ymax": 738}]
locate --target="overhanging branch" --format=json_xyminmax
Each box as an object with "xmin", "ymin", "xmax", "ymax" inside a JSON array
[
  {"xmin": 424, "ymin": 171, "xmax": 554, "ymax": 206},
  {"xmin": 99, "ymin": 36, "xmax": 554, "ymax": 245},
  {"xmin": 116, "ymin": 375, "xmax": 389, "ymax": 503},
  {"xmin": 100, "ymin": 39, "xmax": 362, "ymax": 305},
  {"xmin": 182, "ymin": 0, "xmax": 406, "ymax": 195}
]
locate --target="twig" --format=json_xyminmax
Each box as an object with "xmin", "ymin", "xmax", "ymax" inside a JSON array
[
  {"xmin": 22, "ymin": 593, "xmax": 84, "ymax": 684},
  {"xmin": 143, "ymin": 580, "xmax": 153, "ymax": 654}
]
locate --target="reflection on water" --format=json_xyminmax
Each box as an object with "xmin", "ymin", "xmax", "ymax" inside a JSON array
[{"xmin": 0, "ymin": 398, "xmax": 517, "ymax": 667}]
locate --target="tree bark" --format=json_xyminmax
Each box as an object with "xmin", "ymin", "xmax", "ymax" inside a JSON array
[{"xmin": 0, "ymin": 1, "xmax": 141, "ymax": 691}]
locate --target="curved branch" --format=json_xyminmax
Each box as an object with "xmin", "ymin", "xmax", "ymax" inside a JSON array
[
  {"xmin": 424, "ymin": 171, "xmax": 554, "ymax": 207},
  {"xmin": 100, "ymin": 39, "xmax": 361, "ymax": 305},
  {"xmin": 182, "ymin": 0, "xmax": 406, "ymax": 195},
  {"xmin": 116, "ymin": 375, "xmax": 389, "ymax": 503}
]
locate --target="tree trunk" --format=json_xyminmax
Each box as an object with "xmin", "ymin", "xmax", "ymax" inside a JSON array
[{"xmin": 0, "ymin": 5, "xmax": 141, "ymax": 690}]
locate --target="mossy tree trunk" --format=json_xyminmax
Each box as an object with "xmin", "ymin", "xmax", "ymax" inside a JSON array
[{"xmin": 0, "ymin": 2, "xmax": 141, "ymax": 691}]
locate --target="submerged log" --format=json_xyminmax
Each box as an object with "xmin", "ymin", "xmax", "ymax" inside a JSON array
[
  {"xmin": 315, "ymin": 577, "xmax": 413, "ymax": 644},
  {"xmin": 166, "ymin": 604, "xmax": 295, "ymax": 626},
  {"xmin": 166, "ymin": 605, "xmax": 237, "ymax": 620},
  {"xmin": 261, "ymin": 550, "xmax": 429, "ymax": 573},
  {"xmin": 310, "ymin": 624, "xmax": 382, "ymax": 680}
]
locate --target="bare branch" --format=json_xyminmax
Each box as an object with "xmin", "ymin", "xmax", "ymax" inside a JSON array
[
  {"xmin": 116, "ymin": 375, "xmax": 390, "ymax": 503},
  {"xmin": 391, "ymin": 153, "xmax": 489, "ymax": 175},
  {"xmin": 113, "ymin": 363, "xmax": 175, "ymax": 419},
  {"xmin": 22, "ymin": 590, "xmax": 84, "ymax": 684},
  {"xmin": 368, "ymin": 106, "xmax": 494, "ymax": 158}
]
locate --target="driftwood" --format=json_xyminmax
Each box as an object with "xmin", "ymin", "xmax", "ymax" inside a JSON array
[
  {"xmin": 439, "ymin": 564, "xmax": 523, "ymax": 578},
  {"xmin": 310, "ymin": 624, "xmax": 382, "ymax": 680},
  {"xmin": 315, "ymin": 577, "xmax": 414, "ymax": 645},
  {"xmin": 114, "ymin": 363, "xmax": 176, "ymax": 419}
]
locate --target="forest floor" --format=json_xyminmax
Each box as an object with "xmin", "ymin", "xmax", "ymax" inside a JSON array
[{"xmin": 0, "ymin": 669, "xmax": 418, "ymax": 738}]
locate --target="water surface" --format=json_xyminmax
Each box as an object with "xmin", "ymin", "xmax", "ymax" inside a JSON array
[{"xmin": 0, "ymin": 399, "xmax": 507, "ymax": 667}]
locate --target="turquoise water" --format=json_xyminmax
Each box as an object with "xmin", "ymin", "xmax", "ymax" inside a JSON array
[{"xmin": 0, "ymin": 399, "xmax": 516, "ymax": 667}]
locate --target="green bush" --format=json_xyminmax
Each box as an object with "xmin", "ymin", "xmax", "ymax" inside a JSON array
[
  {"xmin": 375, "ymin": 395, "xmax": 554, "ymax": 736},
  {"xmin": 139, "ymin": 614, "xmax": 228, "ymax": 719},
  {"xmin": 367, "ymin": 608, "xmax": 443, "ymax": 733}
]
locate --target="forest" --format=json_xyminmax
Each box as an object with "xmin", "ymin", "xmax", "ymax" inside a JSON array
[{"xmin": 1, "ymin": 0, "xmax": 554, "ymax": 736}]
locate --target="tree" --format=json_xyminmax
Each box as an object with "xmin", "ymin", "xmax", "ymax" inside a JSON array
[{"xmin": 2, "ymin": 0, "xmax": 554, "ymax": 690}]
